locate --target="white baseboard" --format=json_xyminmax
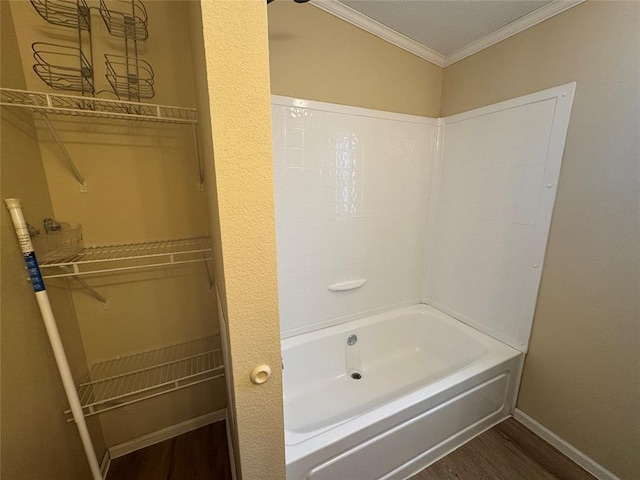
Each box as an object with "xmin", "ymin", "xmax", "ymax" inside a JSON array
[
  {"xmin": 100, "ymin": 449, "xmax": 111, "ymax": 478},
  {"xmin": 513, "ymin": 409, "xmax": 620, "ymax": 480},
  {"xmin": 108, "ymin": 409, "xmax": 226, "ymax": 459}
]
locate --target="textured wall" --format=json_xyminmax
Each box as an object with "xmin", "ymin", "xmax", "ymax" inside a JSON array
[
  {"xmin": 267, "ymin": 1, "xmax": 442, "ymax": 117},
  {"xmin": 199, "ymin": 1, "xmax": 286, "ymax": 479},
  {"xmin": 272, "ymin": 100, "xmax": 435, "ymax": 336},
  {"xmin": 186, "ymin": 0, "xmax": 239, "ymax": 469},
  {"xmin": 441, "ymin": 3, "xmax": 640, "ymax": 478},
  {"xmin": 7, "ymin": 0, "xmax": 225, "ymax": 447},
  {"xmin": 1, "ymin": 3, "xmax": 106, "ymax": 477}
]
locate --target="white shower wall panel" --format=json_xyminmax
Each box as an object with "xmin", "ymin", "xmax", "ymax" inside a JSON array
[
  {"xmin": 271, "ymin": 97, "xmax": 437, "ymax": 337},
  {"xmin": 425, "ymin": 84, "xmax": 576, "ymax": 351}
]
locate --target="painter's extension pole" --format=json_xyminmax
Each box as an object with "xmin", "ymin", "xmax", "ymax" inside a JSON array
[{"xmin": 4, "ymin": 199, "xmax": 102, "ymax": 480}]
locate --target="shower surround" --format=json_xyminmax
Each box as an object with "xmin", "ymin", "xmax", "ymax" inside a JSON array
[
  {"xmin": 272, "ymin": 98, "xmax": 437, "ymax": 337},
  {"xmin": 272, "ymin": 84, "xmax": 575, "ymax": 479}
]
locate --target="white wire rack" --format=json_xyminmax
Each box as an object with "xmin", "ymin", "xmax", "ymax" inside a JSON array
[
  {"xmin": 0, "ymin": 87, "xmax": 204, "ymax": 192},
  {"xmin": 39, "ymin": 236, "xmax": 212, "ymax": 279},
  {"xmin": 0, "ymin": 87, "xmax": 197, "ymax": 124},
  {"xmin": 66, "ymin": 336, "xmax": 224, "ymax": 418}
]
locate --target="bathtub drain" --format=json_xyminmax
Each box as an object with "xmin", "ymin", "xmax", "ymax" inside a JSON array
[{"xmin": 351, "ymin": 372, "xmax": 362, "ymax": 380}]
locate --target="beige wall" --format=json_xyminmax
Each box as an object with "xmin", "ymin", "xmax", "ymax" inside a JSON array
[
  {"xmin": 186, "ymin": 0, "xmax": 240, "ymax": 471},
  {"xmin": 267, "ymin": 2, "xmax": 442, "ymax": 117},
  {"xmin": 7, "ymin": 0, "xmax": 225, "ymax": 447},
  {"xmin": 1, "ymin": 4, "xmax": 106, "ymax": 478},
  {"xmin": 199, "ymin": 0, "xmax": 286, "ymax": 478},
  {"xmin": 441, "ymin": 3, "xmax": 640, "ymax": 478}
]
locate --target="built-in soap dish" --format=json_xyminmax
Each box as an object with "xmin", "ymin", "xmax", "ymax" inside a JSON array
[{"xmin": 328, "ymin": 279, "xmax": 367, "ymax": 292}]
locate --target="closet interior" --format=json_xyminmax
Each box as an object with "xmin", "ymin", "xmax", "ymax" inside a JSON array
[{"xmin": 2, "ymin": 0, "xmax": 226, "ymax": 471}]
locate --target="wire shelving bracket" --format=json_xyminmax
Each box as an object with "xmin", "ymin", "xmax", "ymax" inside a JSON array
[
  {"xmin": 69, "ymin": 272, "xmax": 109, "ymax": 308},
  {"xmin": 40, "ymin": 112, "xmax": 88, "ymax": 193}
]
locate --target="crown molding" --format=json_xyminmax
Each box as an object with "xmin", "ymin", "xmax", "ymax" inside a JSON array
[
  {"xmin": 310, "ymin": 0, "xmax": 446, "ymax": 67},
  {"xmin": 444, "ymin": 0, "xmax": 585, "ymax": 66},
  {"xmin": 310, "ymin": 0, "xmax": 585, "ymax": 69}
]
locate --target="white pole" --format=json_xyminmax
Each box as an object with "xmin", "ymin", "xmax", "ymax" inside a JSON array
[{"xmin": 4, "ymin": 198, "xmax": 102, "ymax": 480}]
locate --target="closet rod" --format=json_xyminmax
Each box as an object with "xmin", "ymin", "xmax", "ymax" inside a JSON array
[{"xmin": 4, "ymin": 199, "xmax": 102, "ymax": 480}]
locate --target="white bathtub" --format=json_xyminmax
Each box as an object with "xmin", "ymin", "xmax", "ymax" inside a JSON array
[{"xmin": 282, "ymin": 304, "xmax": 523, "ymax": 479}]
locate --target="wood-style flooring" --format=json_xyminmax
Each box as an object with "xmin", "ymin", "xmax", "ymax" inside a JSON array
[
  {"xmin": 107, "ymin": 418, "xmax": 596, "ymax": 480},
  {"xmin": 411, "ymin": 418, "xmax": 597, "ymax": 480},
  {"xmin": 107, "ymin": 422, "xmax": 232, "ymax": 480}
]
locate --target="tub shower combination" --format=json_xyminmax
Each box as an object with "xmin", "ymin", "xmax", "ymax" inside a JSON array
[
  {"xmin": 272, "ymin": 85, "xmax": 575, "ymax": 479},
  {"xmin": 283, "ymin": 306, "xmax": 522, "ymax": 479}
]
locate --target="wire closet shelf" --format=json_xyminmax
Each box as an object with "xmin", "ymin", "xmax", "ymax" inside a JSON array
[
  {"xmin": 0, "ymin": 87, "xmax": 197, "ymax": 124},
  {"xmin": 38, "ymin": 236, "xmax": 213, "ymax": 279},
  {"xmin": 66, "ymin": 336, "xmax": 224, "ymax": 418}
]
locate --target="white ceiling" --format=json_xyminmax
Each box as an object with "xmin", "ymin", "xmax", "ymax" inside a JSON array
[
  {"xmin": 339, "ymin": 0, "xmax": 551, "ymax": 56},
  {"xmin": 311, "ymin": 0, "xmax": 583, "ymax": 66}
]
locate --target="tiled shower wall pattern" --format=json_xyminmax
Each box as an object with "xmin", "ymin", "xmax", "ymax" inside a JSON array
[
  {"xmin": 272, "ymin": 101, "xmax": 436, "ymax": 336},
  {"xmin": 426, "ymin": 99, "xmax": 557, "ymax": 348}
]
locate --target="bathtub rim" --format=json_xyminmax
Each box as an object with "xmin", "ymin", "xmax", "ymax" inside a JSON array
[
  {"xmin": 281, "ymin": 299, "xmax": 421, "ymax": 339},
  {"xmin": 282, "ymin": 304, "xmax": 522, "ymax": 452},
  {"xmin": 281, "ymin": 303, "xmax": 516, "ymax": 355}
]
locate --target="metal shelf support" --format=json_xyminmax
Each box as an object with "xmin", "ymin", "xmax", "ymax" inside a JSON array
[
  {"xmin": 41, "ymin": 113, "xmax": 88, "ymax": 193},
  {"xmin": 193, "ymin": 124, "xmax": 204, "ymax": 191},
  {"xmin": 68, "ymin": 272, "xmax": 109, "ymax": 309},
  {"xmin": 204, "ymin": 261, "xmax": 214, "ymax": 292}
]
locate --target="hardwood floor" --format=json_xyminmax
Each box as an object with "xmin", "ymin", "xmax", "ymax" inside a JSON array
[
  {"xmin": 107, "ymin": 422, "xmax": 232, "ymax": 480},
  {"xmin": 410, "ymin": 418, "xmax": 597, "ymax": 480},
  {"xmin": 107, "ymin": 418, "xmax": 595, "ymax": 480}
]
